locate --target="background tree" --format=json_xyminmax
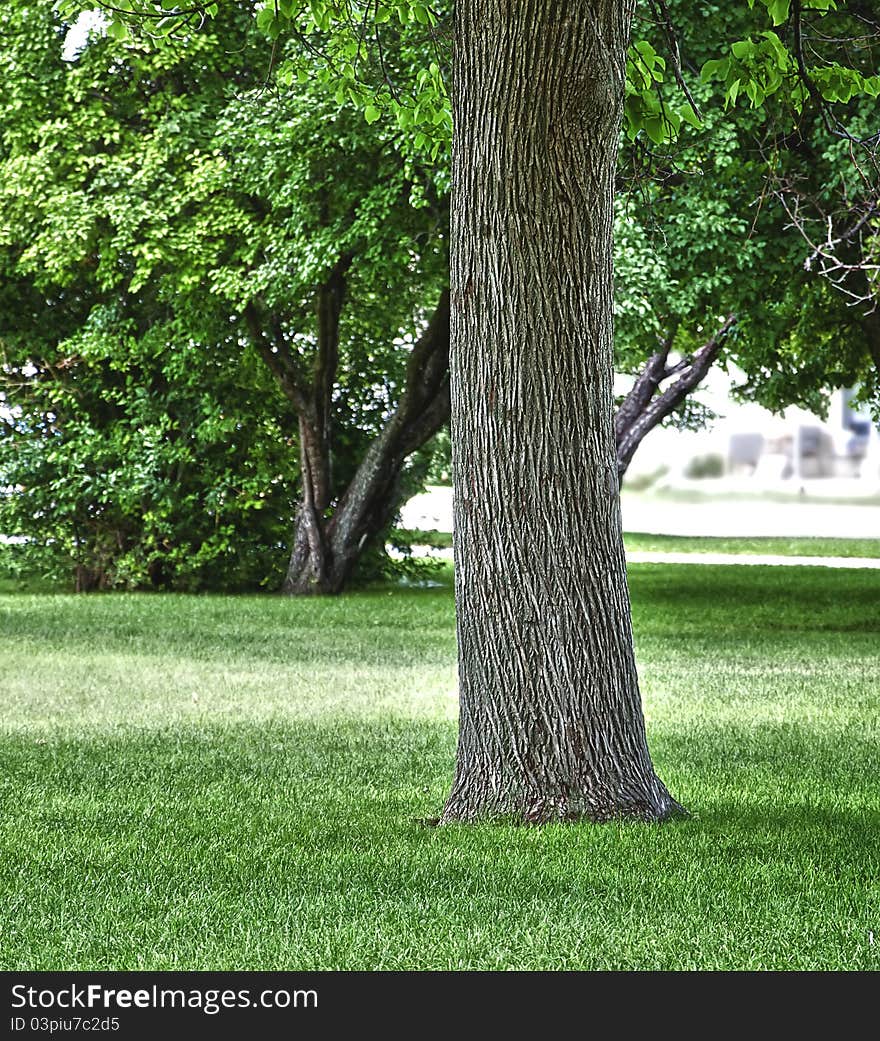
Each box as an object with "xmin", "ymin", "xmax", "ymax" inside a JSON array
[
  {"xmin": 0, "ymin": 0, "xmax": 761, "ymax": 590},
  {"xmin": 693, "ymin": 0, "xmax": 880, "ymax": 412},
  {"xmin": 614, "ymin": 0, "xmax": 880, "ymax": 466},
  {"xmin": 0, "ymin": 4, "xmax": 450, "ymax": 592}
]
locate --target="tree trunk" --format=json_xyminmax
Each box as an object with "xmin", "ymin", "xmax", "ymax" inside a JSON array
[
  {"xmin": 442, "ymin": 0, "xmax": 681, "ymax": 823},
  {"xmin": 283, "ymin": 415, "xmax": 334, "ymax": 594},
  {"xmin": 280, "ymin": 289, "xmax": 452, "ymax": 594},
  {"xmin": 280, "ymin": 264, "xmax": 345, "ymax": 595}
]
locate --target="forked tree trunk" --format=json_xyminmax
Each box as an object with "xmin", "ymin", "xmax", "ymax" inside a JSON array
[
  {"xmin": 273, "ymin": 289, "xmax": 452, "ymax": 595},
  {"xmin": 442, "ymin": 0, "xmax": 682, "ymax": 823},
  {"xmin": 283, "ymin": 415, "xmax": 334, "ymax": 594}
]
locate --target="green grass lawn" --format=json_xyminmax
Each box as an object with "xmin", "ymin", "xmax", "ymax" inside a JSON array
[
  {"xmin": 1, "ymin": 564, "xmax": 878, "ymax": 970},
  {"xmin": 623, "ymin": 533, "xmax": 880, "ymax": 558},
  {"xmin": 394, "ymin": 529, "xmax": 880, "ymax": 558}
]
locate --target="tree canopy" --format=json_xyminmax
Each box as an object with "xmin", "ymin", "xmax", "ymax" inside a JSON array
[
  {"xmin": 1, "ymin": 2, "xmax": 448, "ymax": 589},
  {"xmin": 2, "ymin": 0, "xmax": 878, "ymax": 590}
]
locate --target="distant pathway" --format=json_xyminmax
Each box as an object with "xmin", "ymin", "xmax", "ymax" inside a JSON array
[
  {"xmin": 620, "ymin": 497, "xmax": 880, "ymax": 539},
  {"xmin": 401, "ymin": 486, "xmax": 880, "ymax": 539}
]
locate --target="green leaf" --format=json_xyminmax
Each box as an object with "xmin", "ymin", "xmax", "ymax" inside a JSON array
[
  {"xmin": 107, "ymin": 19, "xmax": 129, "ymax": 42},
  {"xmin": 643, "ymin": 115, "xmax": 666, "ymax": 144},
  {"xmin": 766, "ymin": 0, "xmax": 790, "ymax": 26},
  {"xmin": 701, "ymin": 58, "xmax": 729, "ymax": 82},
  {"xmin": 678, "ymin": 103, "xmax": 702, "ymax": 129}
]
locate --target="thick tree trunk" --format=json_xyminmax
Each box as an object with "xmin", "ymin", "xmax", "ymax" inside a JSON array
[{"xmin": 442, "ymin": 0, "xmax": 681, "ymax": 823}]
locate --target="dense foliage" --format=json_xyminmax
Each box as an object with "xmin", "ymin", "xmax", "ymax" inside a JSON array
[
  {"xmin": 0, "ymin": 3, "xmax": 446, "ymax": 590},
  {"xmin": 2, "ymin": 1, "xmax": 878, "ymax": 590}
]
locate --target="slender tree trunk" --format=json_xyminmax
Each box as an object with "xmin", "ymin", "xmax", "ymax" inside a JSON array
[
  {"xmin": 442, "ymin": 0, "xmax": 681, "ymax": 823},
  {"xmin": 281, "ymin": 264, "xmax": 345, "ymax": 594},
  {"xmin": 283, "ymin": 415, "xmax": 334, "ymax": 594}
]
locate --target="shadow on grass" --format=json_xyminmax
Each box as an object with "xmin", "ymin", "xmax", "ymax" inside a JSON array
[
  {"xmin": 630, "ymin": 565, "xmax": 880, "ymax": 634},
  {"xmin": 0, "ymin": 587, "xmax": 457, "ymax": 669},
  {"xmin": 2, "ymin": 718, "xmax": 877, "ymax": 969},
  {"xmin": 3, "ymin": 717, "xmax": 876, "ymax": 825},
  {"xmin": 2, "ymin": 567, "xmax": 879, "ymax": 679}
]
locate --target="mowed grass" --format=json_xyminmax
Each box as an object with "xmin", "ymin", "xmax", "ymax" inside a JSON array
[
  {"xmin": 623, "ymin": 533, "xmax": 880, "ymax": 558},
  {"xmin": 395, "ymin": 529, "xmax": 880, "ymax": 559},
  {"xmin": 1, "ymin": 564, "xmax": 878, "ymax": 970}
]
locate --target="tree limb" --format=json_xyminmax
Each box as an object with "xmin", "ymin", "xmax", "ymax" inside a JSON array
[{"xmin": 616, "ymin": 314, "xmax": 737, "ymax": 485}]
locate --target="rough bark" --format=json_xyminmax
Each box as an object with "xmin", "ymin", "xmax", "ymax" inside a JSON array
[
  {"xmin": 321, "ymin": 289, "xmax": 451, "ymax": 589},
  {"xmin": 442, "ymin": 0, "xmax": 682, "ymax": 823},
  {"xmin": 284, "ymin": 414, "xmax": 333, "ymax": 594},
  {"xmin": 615, "ymin": 315, "xmax": 737, "ymax": 485},
  {"xmin": 282, "ymin": 258, "xmax": 347, "ymax": 594}
]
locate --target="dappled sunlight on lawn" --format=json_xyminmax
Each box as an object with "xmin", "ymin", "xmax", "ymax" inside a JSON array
[{"xmin": 1, "ymin": 564, "xmax": 878, "ymax": 970}]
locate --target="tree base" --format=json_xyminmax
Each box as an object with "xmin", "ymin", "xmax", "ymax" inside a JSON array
[
  {"xmin": 282, "ymin": 575, "xmax": 342, "ymax": 596},
  {"xmin": 282, "ymin": 557, "xmax": 348, "ymax": 596},
  {"xmin": 440, "ymin": 781, "xmax": 686, "ymax": 826}
]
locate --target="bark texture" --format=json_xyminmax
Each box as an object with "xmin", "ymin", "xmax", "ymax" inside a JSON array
[{"xmin": 443, "ymin": 0, "xmax": 682, "ymax": 823}]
